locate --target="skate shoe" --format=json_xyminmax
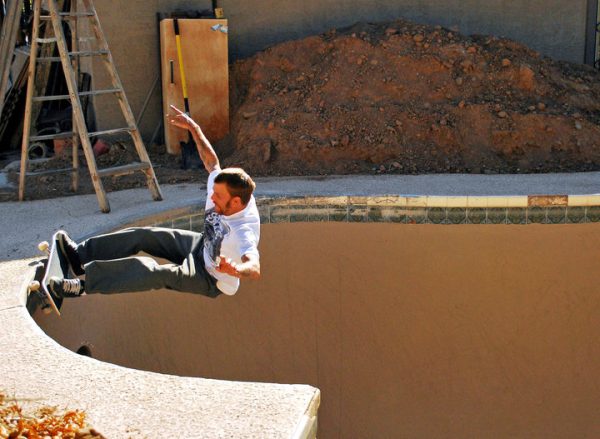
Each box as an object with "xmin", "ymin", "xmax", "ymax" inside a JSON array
[
  {"xmin": 49, "ymin": 276, "xmax": 85, "ymax": 298},
  {"xmin": 56, "ymin": 230, "xmax": 84, "ymax": 275}
]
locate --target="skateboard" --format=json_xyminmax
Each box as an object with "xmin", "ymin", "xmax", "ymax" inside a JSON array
[{"xmin": 28, "ymin": 232, "xmax": 70, "ymax": 316}]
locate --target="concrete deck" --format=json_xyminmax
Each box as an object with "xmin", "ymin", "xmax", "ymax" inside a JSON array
[{"xmin": 1, "ymin": 172, "xmax": 600, "ymax": 437}]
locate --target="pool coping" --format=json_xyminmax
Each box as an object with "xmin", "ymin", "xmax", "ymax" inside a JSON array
[{"xmin": 137, "ymin": 194, "xmax": 600, "ymax": 229}]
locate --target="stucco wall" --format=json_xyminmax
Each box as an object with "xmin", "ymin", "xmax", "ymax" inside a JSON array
[{"xmin": 91, "ymin": 0, "xmax": 588, "ymax": 139}]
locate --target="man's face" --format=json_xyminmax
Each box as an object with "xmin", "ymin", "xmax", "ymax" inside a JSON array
[{"xmin": 211, "ymin": 182, "xmax": 234, "ymax": 215}]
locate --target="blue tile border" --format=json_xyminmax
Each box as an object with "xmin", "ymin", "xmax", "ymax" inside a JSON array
[{"xmin": 143, "ymin": 196, "xmax": 600, "ymax": 228}]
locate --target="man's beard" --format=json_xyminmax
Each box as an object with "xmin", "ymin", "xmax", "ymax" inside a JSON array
[{"xmin": 218, "ymin": 199, "xmax": 232, "ymax": 215}]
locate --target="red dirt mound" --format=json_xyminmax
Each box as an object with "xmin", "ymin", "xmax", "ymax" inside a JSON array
[{"xmin": 225, "ymin": 19, "xmax": 600, "ymax": 176}]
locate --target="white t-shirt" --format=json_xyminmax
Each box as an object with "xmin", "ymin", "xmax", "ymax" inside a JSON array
[{"xmin": 203, "ymin": 169, "xmax": 260, "ymax": 295}]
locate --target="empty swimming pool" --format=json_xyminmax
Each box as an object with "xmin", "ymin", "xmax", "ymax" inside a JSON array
[{"xmin": 33, "ymin": 199, "xmax": 600, "ymax": 439}]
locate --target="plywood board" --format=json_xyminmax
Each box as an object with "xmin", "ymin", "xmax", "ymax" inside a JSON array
[{"xmin": 160, "ymin": 19, "xmax": 229, "ymax": 154}]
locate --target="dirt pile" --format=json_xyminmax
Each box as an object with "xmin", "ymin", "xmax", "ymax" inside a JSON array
[{"xmin": 225, "ymin": 19, "xmax": 600, "ymax": 175}]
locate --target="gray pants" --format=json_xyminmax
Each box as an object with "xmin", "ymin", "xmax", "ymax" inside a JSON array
[{"xmin": 77, "ymin": 227, "xmax": 221, "ymax": 298}]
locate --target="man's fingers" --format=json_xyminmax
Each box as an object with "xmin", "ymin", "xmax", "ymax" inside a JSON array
[
  {"xmin": 168, "ymin": 105, "xmax": 190, "ymax": 125},
  {"xmin": 167, "ymin": 112, "xmax": 192, "ymax": 130},
  {"xmin": 167, "ymin": 117, "xmax": 184, "ymax": 128},
  {"xmin": 219, "ymin": 257, "xmax": 233, "ymax": 268},
  {"xmin": 169, "ymin": 104, "xmax": 184, "ymax": 115}
]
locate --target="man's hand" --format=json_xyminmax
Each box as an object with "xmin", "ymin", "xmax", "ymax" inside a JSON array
[
  {"xmin": 168, "ymin": 105, "xmax": 199, "ymax": 132},
  {"xmin": 216, "ymin": 256, "xmax": 239, "ymax": 277},
  {"xmin": 167, "ymin": 104, "xmax": 220, "ymax": 173},
  {"xmin": 216, "ymin": 254, "xmax": 260, "ymax": 280}
]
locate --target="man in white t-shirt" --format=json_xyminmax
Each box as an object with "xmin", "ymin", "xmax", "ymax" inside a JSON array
[{"xmin": 48, "ymin": 106, "xmax": 260, "ymax": 299}]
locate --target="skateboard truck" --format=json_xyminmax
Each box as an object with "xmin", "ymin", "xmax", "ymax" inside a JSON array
[{"xmin": 27, "ymin": 279, "xmax": 52, "ymax": 315}]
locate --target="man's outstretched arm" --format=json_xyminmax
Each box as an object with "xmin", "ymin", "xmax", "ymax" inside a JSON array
[{"xmin": 168, "ymin": 105, "xmax": 221, "ymax": 173}]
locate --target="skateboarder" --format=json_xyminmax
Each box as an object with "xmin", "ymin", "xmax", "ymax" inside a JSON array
[{"xmin": 49, "ymin": 106, "xmax": 260, "ymax": 299}]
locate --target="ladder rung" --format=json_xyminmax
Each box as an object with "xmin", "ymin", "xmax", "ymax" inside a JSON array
[
  {"xmin": 30, "ymin": 132, "xmax": 74, "ymax": 141},
  {"xmin": 40, "ymin": 12, "xmax": 95, "ymax": 20},
  {"xmin": 26, "ymin": 168, "xmax": 76, "ymax": 177},
  {"xmin": 36, "ymin": 57, "xmax": 62, "ymax": 62},
  {"xmin": 37, "ymin": 50, "xmax": 109, "ymax": 61},
  {"xmin": 35, "ymin": 37, "xmax": 58, "ymax": 44},
  {"xmin": 59, "ymin": 12, "xmax": 95, "ymax": 16},
  {"xmin": 32, "ymin": 95, "xmax": 70, "ymax": 102},
  {"xmin": 82, "ymin": 88, "xmax": 123, "ymax": 97},
  {"xmin": 32, "ymin": 88, "xmax": 123, "ymax": 102},
  {"xmin": 91, "ymin": 127, "xmax": 134, "ymax": 137},
  {"xmin": 30, "ymin": 127, "xmax": 133, "ymax": 142},
  {"xmin": 97, "ymin": 162, "xmax": 151, "ymax": 178},
  {"xmin": 70, "ymin": 50, "xmax": 109, "ymax": 57}
]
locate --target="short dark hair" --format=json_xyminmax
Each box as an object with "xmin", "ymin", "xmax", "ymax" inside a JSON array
[{"xmin": 214, "ymin": 168, "xmax": 256, "ymax": 205}]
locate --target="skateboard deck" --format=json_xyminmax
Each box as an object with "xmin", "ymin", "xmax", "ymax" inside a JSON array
[{"xmin": 32, "ymin": 232, "xmax": 71, "ymax": 316}]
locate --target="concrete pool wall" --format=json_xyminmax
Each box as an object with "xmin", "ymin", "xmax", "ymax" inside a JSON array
[{"xmin": 32, "ymin": 194, "xmax": 600, "ymax": 439}]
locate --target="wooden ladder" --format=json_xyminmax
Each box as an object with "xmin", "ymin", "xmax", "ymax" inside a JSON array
[{"xmin": 18, "ymin": 0, "xmax": 163, "ymax": 213}]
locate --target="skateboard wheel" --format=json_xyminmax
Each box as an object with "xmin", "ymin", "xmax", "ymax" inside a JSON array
[
  {"xmin": 38, "ymin": 241, "xmax": 49, "ymax": 253},
  {"xmin": 29, "ymin": 280, "xmax": 40, "ymax": 292},
  {"xmin": 42, "ymin": 306, "xmax": 52, "ymax": 315}
]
